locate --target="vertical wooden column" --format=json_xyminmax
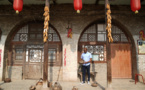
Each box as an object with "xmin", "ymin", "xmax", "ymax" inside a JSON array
[
  {"xmin": 42, "ymin": 0, "xmax": 49, "ymax": 89},
  {"xmin": 43, "ymin": 42, "xmax": 49, "ymax": 88},
  {"xmin": 106, "ymin": 43, "xmax": 112, "ymax": 88},
  {"xmin": 105, "ymin": 0, "xmax": 112, "ymax": 89}
]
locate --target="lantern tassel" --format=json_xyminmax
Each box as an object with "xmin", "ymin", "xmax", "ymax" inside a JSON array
[
  {"xmin": 16, "ymin": 10, "xmax": 19, "ymax": 14},
  {"xmin": 77, "ymin": 10, "xmax": 80, "ymax": 13},
  {"xmin": 135, "ymin": 10, "xmax": 139, "ymax": 14}
]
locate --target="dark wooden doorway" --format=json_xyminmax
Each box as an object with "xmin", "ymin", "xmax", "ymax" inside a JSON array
[
  {"xmin": 111, "ymin": 44, "xmax": 132, "ymax": 78},
  {"xmin": 8, "ymin": 22, "xmax": 62, "ymax": 80}
]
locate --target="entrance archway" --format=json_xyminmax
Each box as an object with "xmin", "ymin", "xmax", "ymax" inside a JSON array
[
  {"xmin": 5, "ymin": 20, "xmax": 62, "ymax": 80},
  {"xmin": 78, "ymin": 19, "xmax": 137, "ymax": 79}
]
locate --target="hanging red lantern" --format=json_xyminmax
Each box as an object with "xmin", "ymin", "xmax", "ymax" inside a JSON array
[
  {"xmin": 13, "ymin": 0, "xmax": 23, "ymax": 14},
  {"xmin": 130, "ymin": 0, "xmax": 141, "ymax": 14},
  {"xmin": 74, "ymin": 0, "xmax": 82, "ymax": 13}
]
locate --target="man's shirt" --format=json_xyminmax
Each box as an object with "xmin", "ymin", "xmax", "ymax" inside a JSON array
[{"xmin": 81, "ymin": 52, "xmax": 92, "ymax": 66}]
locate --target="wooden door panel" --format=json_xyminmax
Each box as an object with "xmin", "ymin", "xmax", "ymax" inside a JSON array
[
  {"xmin": 111, "ymin": 44, "xmax": 132, "ymax": 78},
  {"xmin": 25, "ymin": 64, "xmax": 42, "ymax": 79},
  {"xmin": 24, "ymin": 48, "xmax": 43, "ymax": 79}
]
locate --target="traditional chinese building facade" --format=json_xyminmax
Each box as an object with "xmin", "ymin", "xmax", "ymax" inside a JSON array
[{"xmin": 0, "ymin": 2, "xmax": 145, "ymax": 88}]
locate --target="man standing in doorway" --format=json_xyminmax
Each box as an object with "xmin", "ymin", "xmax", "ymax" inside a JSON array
[{"xmin": 80, "ymin": 48, "xmax": 92, "ymax": 85}]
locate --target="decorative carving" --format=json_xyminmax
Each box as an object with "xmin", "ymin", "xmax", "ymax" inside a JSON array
[
  {"xmin": 29, "ymin": 49, "xmax": 41, "ymax": 62},
  {"xmin": 20, "ymin": 34, "xmax": 28, "ymax": 41}
]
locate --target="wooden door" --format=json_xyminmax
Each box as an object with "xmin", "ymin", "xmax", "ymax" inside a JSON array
[
  {"xmin": 24, "ymin": 44, "xmax": 61, "ymax": 79},
  {"xmin": 111, "ymin": 44, "xmax": 132, "ymax": 78},
  {"xmin": 24, "ymin": 48, "xmax": 43, "ymax": 79}
]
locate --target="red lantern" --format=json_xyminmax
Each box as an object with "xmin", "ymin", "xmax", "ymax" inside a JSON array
[
  {"xmin": 130, "ymin": 0, "xmax": 141, "ymax": 14},
  {"xmin": 74, "ymin": 0, "xmax": 82, "ymax": 13},
  {"xmin": 13, "ymin": 0, "xmax": 23, "ymax": 14}
]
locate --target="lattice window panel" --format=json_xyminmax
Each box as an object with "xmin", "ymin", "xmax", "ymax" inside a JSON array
[
  {"xmin": 113, "ymin": 35, "xmax": 120, "ymax": 42},
  {"xmin": 88, "ymin": 34, "xmax": 96, "ymax": 41},
  {"xmin": 80, "ymin": 23, "xmax": 128, "ymax": 42},
  {"xmin": 47, "ymin": 27, "xmax": 60, "ymax": 42},
  {"xmin": 80, "ymin": 25, "xmax": 96, "ymax": 42},
  {"xmin": 13, "ymin": 24, "xmax": 60, "ymax": 42},
  {"xmin": 84, "ymin": 25, "xmax": 96, "ymax": 34},
  {"xmin": 80, "ymin": 34, "xmax": 87, "ymax": 42},
  {"xmin": 112, "ymin": 25, "xmax": 128, "ymax": 42},
  {"xmin": 20, "ymin": 34, "xmax": 28, "ymax": 41},
  {"xmin": 97, "ymin": 24, "xmax": 106, "ymax": 42},
  {"xmin": 29, "ymin": 49, "xmax": 42, "ymax": 62},
  {"xmin": 48, "ymin": 34, "xmax": 53, "ymax": 41},
  {"xmin": 26, "ymin": 45, "xmax": 43, "ymax": 63},
  {"xmin": 98, "ymin": 33, "xmax": 106, "ymax": 41},
  {"xmin": 13, "ymin": 34, "xmax": 19, "ymax": 41},
  {"xmin": 121, "ymin": 34, "xmax": 128, "ymax": 42},
  {"xmin": 15, "ymin": 48, "xmax": 23, "ymax": 60},
  {"xmin": 13, "ymin": 25, "xmax": 28, "ymax": 41},
  {"xmin": 48, "ymin": 49, "xmax": 56, "ymax": 62},
  {"xmin": 83, "ymin": 45, "xmax": 105, "ymax": 61},
  {"xmin": 98, "ymin": 24, "xmax": 105, "ymax": 32},
  {"xmin": 12, "ymin": 45, "xmax": 24, "ymax": 61}
]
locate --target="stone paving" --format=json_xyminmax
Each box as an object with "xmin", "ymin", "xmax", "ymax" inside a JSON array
[{"xmin": 0, "ymin": 79, "xmax": 145, "ymax": 90}]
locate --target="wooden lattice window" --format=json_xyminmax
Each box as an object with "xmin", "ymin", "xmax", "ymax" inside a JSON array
[
  {"xmin": 11, "ymin": 23, "xmax": 62, "ymax": 66},
  {"xmin": 48, "ymin": 49, "xmax": 57, "ymax": 62},
  {"xmin": 80, "ymin": 24, "xmax": 96, "ymax": 42},
  {"xmin": 13, "ymin": 25, "xmax": 28, "ymax": 42},
  {"xmin": 26, "ymin": 45, "xmax": 43, "ymax": 63},
  {"xmin": 80, "ymin": 23, "xmax": 128, "ymax": 42},
  {"xmin": 12, "ymin": 45, "xmax": 24, "ymax": 62},
  {"xmin": 82, "ymin": 45, "xmax": 106, "ymax": 62},
  {"xmin": 26, "ymin": 44, "xmax": 59, "ymax": 64},
  {"xmin": 48, "ymin": 27, "xmax": 60, "ymax": 42},
  {"xmin": 112, "ymin": 25, "xmax": 128, "ymax": 42},
  {"xmin": 29, "ymin": 24, "xmax": 43, "ymax": 40},
  {"xmin": 12, "ymin": 24, "xmax": 60, "ymax": 42},
  {"xmin": 97, "ymin": 24, "xmax": 106, "ymax": 42}
]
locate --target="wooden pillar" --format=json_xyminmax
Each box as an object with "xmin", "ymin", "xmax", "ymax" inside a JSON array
[
  {"xmin": 105, "ymin": 0, "xmax": 112, "ymax": 89},
  {"xmin": 106, "ymin": 43, "xmax": 112, "ymax": 88},
  {"xmin": 42, "ymin": 0, "xmax": 49, "ymax": 89},
  {"xmin": 43, "ymin": 42, "xmax": 49, "ymax": 88}
]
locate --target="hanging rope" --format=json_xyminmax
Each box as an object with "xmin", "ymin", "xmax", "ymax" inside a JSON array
[
  {"xmin": 106, "ymin": 3, "xmax": 113, "ymax": 42},
  {"xmin": 43, "ymin": 5, "xmax": 50, "ymax": 43}
]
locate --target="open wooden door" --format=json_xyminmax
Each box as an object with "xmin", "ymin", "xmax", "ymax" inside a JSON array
[{"xmin": 111, "ymin": 44, "xmax": 132, "ymax": 78}]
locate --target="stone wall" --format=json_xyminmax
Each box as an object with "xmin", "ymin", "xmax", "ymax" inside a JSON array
[
  {"xmin": 7, "ymin": 66, "xmax": 22, "ymax": 81},
  {"xmin": 91, "ymin": 63, "xmax": 107, "ymax": 87},
  {"xmin": 0, "ymin": 4, "xmax": 145, "ymax": 85},
  {"xmin": 48, "ymin": 66, "xmax": 63, "ymax": 82}
]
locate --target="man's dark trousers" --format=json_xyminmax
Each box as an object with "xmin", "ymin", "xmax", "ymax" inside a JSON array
[{"xmin": 82, "ymin": 65, "xmax": 90, "ymax": 83}]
